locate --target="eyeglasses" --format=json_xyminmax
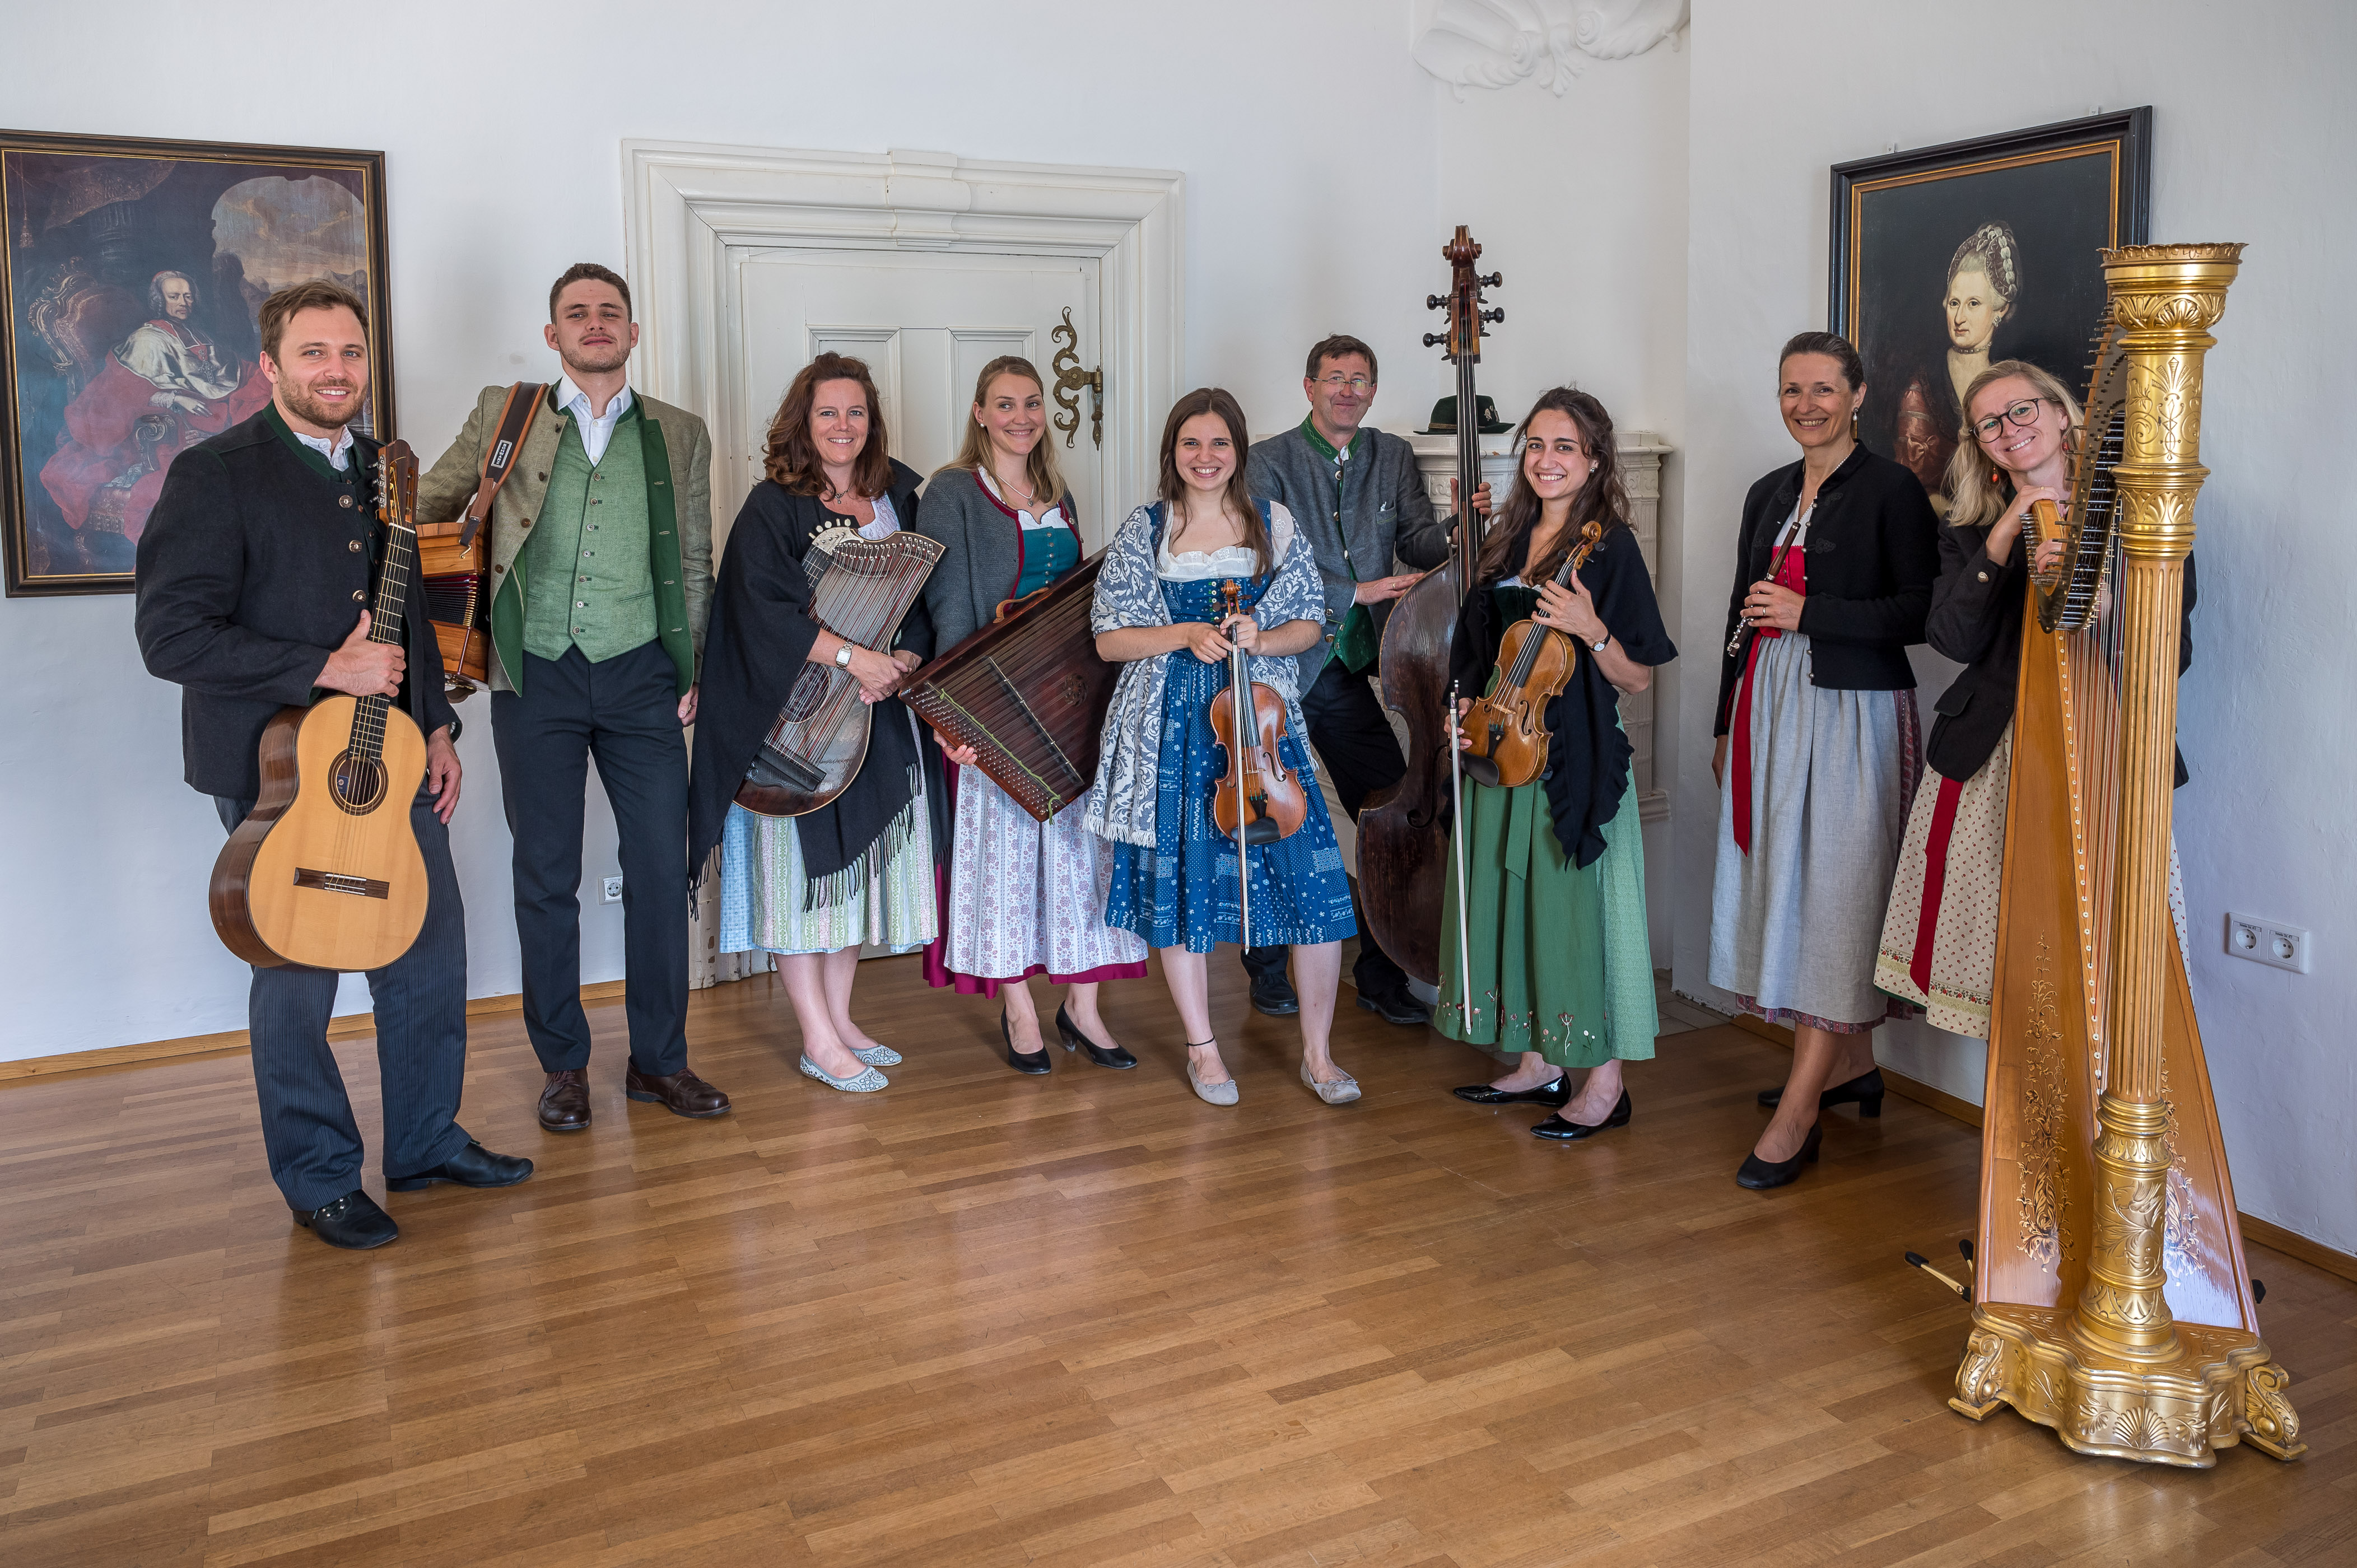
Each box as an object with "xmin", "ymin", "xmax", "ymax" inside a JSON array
[
  {"xmin": 1973, "ymin": 397, "xmax": 2057, "ymax": 442},
  {"xmin": 1314, "ymin": 375, "xmax": 1375, "ymax": 393}
]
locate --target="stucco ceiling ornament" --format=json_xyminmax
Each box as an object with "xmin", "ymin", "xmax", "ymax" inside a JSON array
[{"xmin": 1414, "ymin": 0, "xmax": 1689, "ymax": 99}]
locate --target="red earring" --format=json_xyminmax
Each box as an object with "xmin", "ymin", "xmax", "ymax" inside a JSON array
[{"xmin": 1988, "ymin": 470, "xmax": 2001, "ymax": 484}]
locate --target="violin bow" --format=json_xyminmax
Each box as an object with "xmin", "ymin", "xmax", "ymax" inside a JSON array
[
  {"xmin": 1227, "ymin": 580, "xmax": 1254, "ymax": 951},
  {"xmin": 1448, "ymin": 679, "xmax": 1473, "ymax": 1029}
]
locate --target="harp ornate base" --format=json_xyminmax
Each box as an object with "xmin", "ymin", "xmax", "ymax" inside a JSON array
[{"xmin": 1950, "ymin": 1305, "xmax": 2304, "ymax": 1465}]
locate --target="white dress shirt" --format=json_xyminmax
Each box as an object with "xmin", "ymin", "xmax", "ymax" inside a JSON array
[
  {"xmin": 295, "ymin": 424, "xmax": 355, "ymax": 471},
  {"xmin": 555, "ymin": 374, "xmax": 635, "ymax": 465}
]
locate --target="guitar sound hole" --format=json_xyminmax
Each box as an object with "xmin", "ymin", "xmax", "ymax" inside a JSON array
[
  {"xmin": 332, "ymin": 751, "xmax": 389, "ymax": 814},
  {"xmin": 779, "ymin": 665, "xmax": 829, "ymax": 723}
]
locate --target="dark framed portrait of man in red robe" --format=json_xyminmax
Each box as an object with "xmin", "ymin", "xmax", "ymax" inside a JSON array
[{"xmin": 1, "ymin": 130, "xmax": 394, "ymax": 595}]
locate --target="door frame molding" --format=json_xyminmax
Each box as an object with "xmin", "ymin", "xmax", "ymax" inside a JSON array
[{"xmin": 620, "ymin": 142, "xmax": 1184, "ymax": 533}]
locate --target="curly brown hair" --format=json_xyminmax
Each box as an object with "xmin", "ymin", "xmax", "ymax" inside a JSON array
[
  {"xmin": 763, "ymin": 353, "xmax": 895, "ymax": 499},
  {"xmin": 1473, "ymin": 387, "xmax": 1628, "ymax": 587}
]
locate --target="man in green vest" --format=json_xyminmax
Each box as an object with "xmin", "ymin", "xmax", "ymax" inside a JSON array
[{"xmin": 417, "ymin": 263, "xmax": 727, "ymax": 1133}]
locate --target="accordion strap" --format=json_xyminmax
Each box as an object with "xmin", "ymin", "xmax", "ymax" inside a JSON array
[{"xmin": 457, "ymin": 382, "xmax": 547, "ymax": 550}]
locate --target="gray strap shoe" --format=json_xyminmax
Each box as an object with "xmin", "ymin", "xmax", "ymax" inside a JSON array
[
  {"xmin": 1186, "ymin": 1053, "xmax": 1239, "ymax": 1107},
  {"xmin": 1301, "ymin": 1061, "xmax": 1362, "ymax": 1105}
]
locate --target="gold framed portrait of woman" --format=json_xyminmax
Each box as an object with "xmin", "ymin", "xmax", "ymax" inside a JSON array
[{"xmin": 1830, "ymin": 108, "xmax": 2150, "ymax": 515}]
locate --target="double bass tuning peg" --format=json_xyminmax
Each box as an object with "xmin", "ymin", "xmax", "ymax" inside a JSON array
[
  {"xmin": 1482, "ymin": 308, "xmax": 1504, "ymax": 324},
  {"xmin": 1482, "ymin": 272, "xmax": 1503, "ymax": 287},
  {"xmin": 1422, "ymin": 332, "xmax": 1446, "ymax": 348},
  {"xmin": 1427, "ymin": 295, "xmax": 1447, "ymax": 310}
]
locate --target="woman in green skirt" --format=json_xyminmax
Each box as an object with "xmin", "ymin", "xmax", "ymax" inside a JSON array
[{"xmin": 1440, "ymin": 388, "xmax": 1676, "ymax": 1138}]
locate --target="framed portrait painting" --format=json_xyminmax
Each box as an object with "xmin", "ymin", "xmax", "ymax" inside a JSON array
[
  {"xmin": 1830, "ymin": 108, "xmax": 2149, "ymax": 512},
  {"xmin": 1, "ymin": 130, "xmax": 394, "ymax": 596}
]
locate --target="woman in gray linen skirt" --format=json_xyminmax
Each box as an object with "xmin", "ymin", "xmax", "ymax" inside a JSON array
[{"xmin": 1709, "ymin": 331, "xmax": 1940, "ymax": 1190}]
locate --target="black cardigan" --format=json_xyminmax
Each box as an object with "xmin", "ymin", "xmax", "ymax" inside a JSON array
[
  {"xmin": 1925, "ymin": 517, "xmax": 2197, "ymax": 786},
  {"xmin": 134, "ymin": 409, "xmax": 457, "ymax": 801},
  {"xmin": 1449, "ymin": 525, "xmax": 1676, "ymax": 868},
  {"xmin": 687, "ymin": 460, "xmax": 945, "ymax": 884},
  {"xmin": 1714, "ymin": 445, "xmax": 1940, "ymax": 735}
]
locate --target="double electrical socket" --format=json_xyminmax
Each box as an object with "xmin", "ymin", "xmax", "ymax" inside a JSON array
[
  {"xmin": 601, "ymin": 875, "xmax": 624, "ymax": 904},
  {"xmin": 2225, "ymin": 911, "xmax": 2308, "ymax": 974}
]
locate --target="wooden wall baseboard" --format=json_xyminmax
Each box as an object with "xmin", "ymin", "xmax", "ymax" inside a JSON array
[
  {"xmin": 0, "ymin": 979, "xmax": 631, "ymax": 1084},
  {"xmin": 1722, "ymin": 1011, "xmax": 2357, "ymax": 1285}
]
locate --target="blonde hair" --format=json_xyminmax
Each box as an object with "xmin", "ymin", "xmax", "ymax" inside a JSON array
[
  {"xmin": 950, "ymin": 356, "xmax": 1067, "ymax": 510},
  {"xmin": 1941, "ymin": 358, "xmax": 2083, "ymax": 529}
]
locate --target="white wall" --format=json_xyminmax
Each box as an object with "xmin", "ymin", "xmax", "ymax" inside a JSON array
[
  {"xmin": 1674, "ymin": 0, "xmax": 2357, "ymax": 1253},
  {"xmin": 0, "ymin": 0, "xmax": 1447, "ymax": 1059}
]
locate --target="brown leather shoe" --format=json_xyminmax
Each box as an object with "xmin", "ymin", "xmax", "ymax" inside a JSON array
[
  {"xmin": 538, "ymin": 1069, "xmax": 591, "ymax": 1133},
  {"xmin": 624, "ymin": 1065, "xmax": 732, "ymax": 1119}
]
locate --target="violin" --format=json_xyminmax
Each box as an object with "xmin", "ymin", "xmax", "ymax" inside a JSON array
[
  {"xmin": 1208, "ymin": 578, "xmax": 1308, "ymax": 847},
  {"xmin": 1459, "ymin": 516, "xmax": 1605, "ymax": 790}
]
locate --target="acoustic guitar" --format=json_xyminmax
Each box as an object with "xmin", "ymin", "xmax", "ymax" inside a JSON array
[{"xmin": 209, "ymin": 442, "xmax": 431, "ymax": 972}]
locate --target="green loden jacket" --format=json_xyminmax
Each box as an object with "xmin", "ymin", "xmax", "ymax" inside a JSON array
[{"xmin": 414, "ymin": 383, "xmax": 714, "ymax": 696}]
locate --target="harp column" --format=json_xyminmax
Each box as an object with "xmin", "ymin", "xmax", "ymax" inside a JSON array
[{"xmin": 2071, "ymin": 245, "xmax": 2244, "ymax": 1369}]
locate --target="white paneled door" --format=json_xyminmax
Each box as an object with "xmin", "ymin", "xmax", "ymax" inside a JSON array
[{"xmin": 734, "ymin": 249, "xmax": 1104, "ymax": 542}]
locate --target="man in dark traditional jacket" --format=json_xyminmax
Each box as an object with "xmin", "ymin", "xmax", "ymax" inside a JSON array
[
  {"xmin": 1238, "ymin": 334, "xmax": 1484, "ymax": 1026},
  {"xmin": 135, "ymin": 279, "xmax": 530, "ymax": 1250}
]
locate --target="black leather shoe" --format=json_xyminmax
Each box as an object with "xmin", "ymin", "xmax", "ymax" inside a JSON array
[
  {"xmin": 1531, "ymin": 1090, "xmax": 1632, "ymax": 1141},
  {"xmin": 1736, "ymin": 1124, "xmax": 1824, "ymax": 1189},
  {"xmin": 1355, "ymin": 988, "xmax": 1431, "ymax": 1026},
  {"xmin": 1453, "ymin": 1076, "xmax": 1571, "ymax": 1107},
  {"xmin": 538, "ymin": 1069, "xmax": 591, "ymax": 1132},
  {"xmin": 387, "ymin": 1141, "xmax": 535, "ymax": 1192},
  {"xmin": 1002, "ymin": 1010, "xmax": 1052, "ymax": 1074},
  {"xmin": 1757, "ymin": 1068, "xmax": 1885, "ymax": 1116},
  {"xmin": 1055, "ymin": 1005, "xmax": 1136, "ymax": 1069},
  {"xmin": 291, "ymin": 1189, "xmax": 399, "ymax": 1250},
  {"xmin": 625, "ymin": 1065, "xmax": 733, "ymax": 1118},
  {"xmin": 1249, "ymin": 969, "xmax": 1299, "ymax": 1016}
]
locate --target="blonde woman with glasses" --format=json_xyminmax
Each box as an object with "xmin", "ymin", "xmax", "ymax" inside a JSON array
[{"xmin": 1873, "ymin": 358, "xmax": 2198, "ymax": 1034}]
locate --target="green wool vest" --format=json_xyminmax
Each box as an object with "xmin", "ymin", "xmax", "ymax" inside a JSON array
[{"xmin": 520, "ymin": 409, "xmax": 658, "ymax": 664}]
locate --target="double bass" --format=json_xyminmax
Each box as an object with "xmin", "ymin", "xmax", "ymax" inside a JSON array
[{"xmin": 1355, "ymin": 226, "xmax": 1499, "ymax": 986}]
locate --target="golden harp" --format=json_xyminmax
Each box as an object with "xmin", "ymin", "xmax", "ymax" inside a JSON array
[{"xmin": 1950, "ymin": 243, "xmax": 2303, "ymax": 1467}]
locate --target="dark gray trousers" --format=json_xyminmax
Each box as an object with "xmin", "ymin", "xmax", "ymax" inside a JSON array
[
  {"xmin": 491, "ymin": 641, "xmax": 690, "ymax": 1076},
  {"xmin": 213, "ymin": 791, "xmax": 473, "ymax": 1210},
  {"xmin": 1241, "ymin": 659, "xmax": 1412, "ymax": 997}
]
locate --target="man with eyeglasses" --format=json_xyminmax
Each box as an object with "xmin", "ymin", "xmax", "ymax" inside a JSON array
[{"xmin": 1238, "ymin": 333, "xmax": 1488, "ymax": 1025}]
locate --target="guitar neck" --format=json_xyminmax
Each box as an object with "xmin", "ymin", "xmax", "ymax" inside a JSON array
[{"xmin": 355, "ymin": 441, "xmax": 422, "ymax": 753}]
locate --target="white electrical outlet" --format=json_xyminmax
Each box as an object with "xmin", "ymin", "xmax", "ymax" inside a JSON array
[
  {"xmin": 602, "ymin": 875, "xmax": 624, "ymax": 904},
  {"xmin": 2225, "ymin": 912, "xmax": 2308, "ymax": 974}
]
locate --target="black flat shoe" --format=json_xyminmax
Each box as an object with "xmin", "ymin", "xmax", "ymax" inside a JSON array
[
  {"xmin": 1002, "ymin": 1010, "xmax": 1051, "ymax": 1075},
  {"xmin": 291, "ymin": 1189, "xmax": 399, "ymax": 1250},
  {"xmin": 1355, "ymin": 989, "xmax": 1431, "ymax": 1026},
  {"xmin": 1055, "ymin": 1005, "xmax": 1136, "ymax": 1069},
  {"xmin": 1249, "ymin": 969, "xmax": 1300, "ymax": 1017},
  {"xmin": 1531, "ymin": 1090, "xmax": 1632, "ymax": 1141},
  {"xmin": 386, "ymin": 1140, "xmax": 534, "ymax": 1192},
  {"xmin": 1736, "ymin": 1124, "xmax": 1824, "ymax": 1189},
  {"xmin": 1757, "ymin": 1068, "xmax": 1885, "ymax": 1116},
  {"xmin": 1453, "ymin": 1076, "xmax": 1571, "ymax": 1107}
]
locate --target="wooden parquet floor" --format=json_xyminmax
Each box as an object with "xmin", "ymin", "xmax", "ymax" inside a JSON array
[{"xmin": 2, "ymin": 956, "xmax": 2351, "ymax": 1568}]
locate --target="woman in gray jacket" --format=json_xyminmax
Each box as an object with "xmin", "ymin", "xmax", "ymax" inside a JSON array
[{"xmin": 918, "ymin": 357, "xmax": 1147, "ymax": 1074}]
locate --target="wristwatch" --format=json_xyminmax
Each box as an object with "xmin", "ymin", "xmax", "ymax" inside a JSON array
[
  {"xmin": 1590, "ymin": 633, "xmax": 1610, "ymax": 652},
  {"xmin": 834, "ymin": 642, "xmax": 855, "ymax": 669}
]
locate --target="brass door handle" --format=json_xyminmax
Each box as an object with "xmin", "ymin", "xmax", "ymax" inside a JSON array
[{"xmin": 1050, "ymin": 307, "xmax": 1102, "ymax": 449}]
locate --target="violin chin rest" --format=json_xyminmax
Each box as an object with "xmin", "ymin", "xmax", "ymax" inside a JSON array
[
  {"xmin": 1459, "ymin": 756, "xmax": 1503, "ymax": 790},
  {"xmin": 1236, "ymin": 818, "xmax": 1287, "ymax": 847}
]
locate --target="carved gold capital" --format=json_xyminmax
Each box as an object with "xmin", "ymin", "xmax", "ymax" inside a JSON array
[{"xmin": 2102, "ymin": 244, "xmax": 2244, "ymax": 334}]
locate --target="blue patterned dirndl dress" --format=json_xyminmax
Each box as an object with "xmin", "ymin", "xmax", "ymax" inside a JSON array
[{"xmin": 1105, "ymin": 573, "xmax": 1358, "ymax": 953}]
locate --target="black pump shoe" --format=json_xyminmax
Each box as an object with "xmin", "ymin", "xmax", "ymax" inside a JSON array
[
  {"xmin": 1736, "ymin": 1124, "xmax": 1824, "ymax": 1189},
  {"xmin": 1531, "ymin": 1090, "xmax": 1632, "ymax": 1141},
  {"xmin": 1002, "ymin": 1010, "xmax": 1052, "ymax": 1075},
  {"xmin": 1757, "ymin": 1068, "xmax": 1885, "ymax": 1116},
  {"xmin": 1055, "ymin": 1005, "xmax": 1136, "ymax": 1069},
  {"xmin": 1453, "ymin": 1076, "xmax": 1571, "ymax": 1108}
]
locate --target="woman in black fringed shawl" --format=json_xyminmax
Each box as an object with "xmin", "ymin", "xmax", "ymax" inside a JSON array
[
  {"xmin": 688, "ymin": 354, "xmax": 946, "ymax": 1093},
  {"xmin": 1436, "ymin": 388, "xmax": 1677, "ymax": 1140}
]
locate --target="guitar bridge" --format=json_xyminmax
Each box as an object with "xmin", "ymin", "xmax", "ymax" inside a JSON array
[{"xmin": 294, "ymin": 867, "xmax": 391, "ymax": 900}]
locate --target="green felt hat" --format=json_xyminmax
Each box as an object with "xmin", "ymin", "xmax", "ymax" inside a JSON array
[{"xmin": 1421, "ymin": 394, "xmax": 1513, "ymax": 435}]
